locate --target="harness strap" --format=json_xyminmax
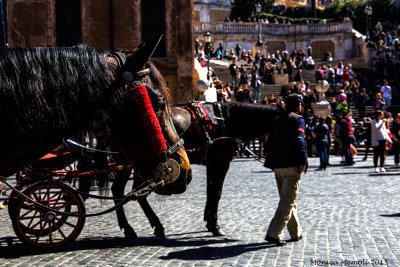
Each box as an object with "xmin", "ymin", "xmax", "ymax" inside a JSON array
[
  {"xmin": 137, "ymin": 68, "xmax": 151, "ymax": 77},
  {"xmin": 65, "ymin": 139, "xmax": 120, "ymax": 154},
  {"xmin": 164, "ymin": 138, "xmax": 184, "ymax": 157}
]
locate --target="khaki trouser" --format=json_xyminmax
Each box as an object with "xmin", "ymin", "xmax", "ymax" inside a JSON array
[{"xmin": 267, "ymin": 166, "xmax": 302, "ymax": 240}]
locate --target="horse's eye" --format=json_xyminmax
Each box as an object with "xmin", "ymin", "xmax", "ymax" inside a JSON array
[{"xmin": 122, "ymin": 71, "xmax": 133, "ymax": 81}]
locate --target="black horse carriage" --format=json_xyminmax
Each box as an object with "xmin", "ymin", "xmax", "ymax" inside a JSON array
[{"xmin": 0, "ymin": 39, "xmax": 192, "ymax": 249}]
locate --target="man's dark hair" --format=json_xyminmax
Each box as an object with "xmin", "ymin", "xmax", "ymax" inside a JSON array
[
  {"xmin": 285, "ymin": 93, "xmax": 303, "ymax": 113},
  {"xmin": 375, "ymin": 110, "xmax": 383, "ymax": 118}
]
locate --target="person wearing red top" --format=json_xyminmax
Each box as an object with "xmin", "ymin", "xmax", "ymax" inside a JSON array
[{"xmin": 342, "ymin": 67, "xmax": 351, "ymax": 84}]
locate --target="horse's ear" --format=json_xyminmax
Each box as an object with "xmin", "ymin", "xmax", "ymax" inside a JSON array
[
  {"xmin": 124, "ymin": 35, "xmax": 163, "ymax": 73},
  {"xmin": 135, "ymin": 42, "xmax": 145, "ymax": 50}
]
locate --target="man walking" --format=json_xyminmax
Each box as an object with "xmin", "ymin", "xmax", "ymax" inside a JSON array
[
  {"xmin": 229, "ymin": 59, "xmax": 238, "ymax": 90},
  {"xmin": 264, "ymin": 94, "xmax": 308, "ymax": 246}
]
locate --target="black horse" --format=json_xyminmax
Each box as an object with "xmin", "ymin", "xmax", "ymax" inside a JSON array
[
  {"xmin": 109, "ymin": 102, "xmax": 280, "ymax": 238},
  {"xmin": 0, "ymin": 41, "xmax": 192, "ymax": 196}
]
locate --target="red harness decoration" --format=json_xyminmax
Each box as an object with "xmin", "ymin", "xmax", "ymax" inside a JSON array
[
  {"xmin": 129, "ymin": 84, "xmax": 167, "ymax": 154},
  {"xmin": 186, "ymin": 104, "xmax": 213, "ymax": 135}
]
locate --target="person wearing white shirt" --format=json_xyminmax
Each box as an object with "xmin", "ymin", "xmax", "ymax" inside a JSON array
[{"xmin": 371, "ymin": 110, "xmax": 391, "ymax": 173}]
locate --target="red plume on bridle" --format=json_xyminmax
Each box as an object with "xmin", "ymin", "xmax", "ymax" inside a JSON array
[
  {"xmin": 129, "ymin": 84, "xmax": 167, "ymax": 154},
  {"xmin": 127, "ymin": 35, "xmax": 168, "ymax": 155}
]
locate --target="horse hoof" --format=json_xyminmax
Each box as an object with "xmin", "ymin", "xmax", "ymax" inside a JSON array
[
  {"xmin": 153, "ymin": 226, "xmax": 165, "ymax": 239},
  {"xmin": 124, "ymin": 229, "xmax": 138, "ymax": 239}
]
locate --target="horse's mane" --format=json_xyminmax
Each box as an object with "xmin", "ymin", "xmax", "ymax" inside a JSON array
[
  {"xmin": 0, "ymin": 47, "xmax": 116, "ymax": 136},
  {"xmin": 144, "ymin": 61, "xmax": 172, "ymax": 106},
  {"xmin": 222, "ymin": 102, "xmax": 280, "ymax": 139},
  {"xmin": 224, "ymin": 102, "xmax": 279, "ymax": 120}
]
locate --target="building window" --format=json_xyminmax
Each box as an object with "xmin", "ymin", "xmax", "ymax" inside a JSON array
[
  {"xmin": 56, "ymin": 0, "xmax": 81, "ymax": 46},
  {"xmin": 141, "ymin": 0, "xmax": 166, "ymax": 57}
]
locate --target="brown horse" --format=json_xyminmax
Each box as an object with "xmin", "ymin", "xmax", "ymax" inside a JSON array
[
  {"xmin": 109, "ymin": 102, "xmax": 280, "ymax": 238},
  {"xmin": 0, "ymin": 40, "xmax": 192, "ymax": 197}
]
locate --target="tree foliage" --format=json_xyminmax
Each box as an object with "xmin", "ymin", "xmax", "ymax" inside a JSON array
[
  {"xmin": 230, "ymin": 0, "xmax": 399, "ymax": 34},
  {"xmin": 230, "ymin": 0, "xmax": 274, "ymax": 21},
  {"xmin": 321, "ymin": 0, "xmax": 397, "ymax": 34}
]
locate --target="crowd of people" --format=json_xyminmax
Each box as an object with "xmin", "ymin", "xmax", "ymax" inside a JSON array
[
  {"xmin": 369, "ymin": 21, "xmax": 400, "ymax": 84},
  {"xmin": 194, "ymin": 38, "xmax": 399, "ymax": 172}
]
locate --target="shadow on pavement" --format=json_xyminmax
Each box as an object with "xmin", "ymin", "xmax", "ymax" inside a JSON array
[
  {"xmin": 0, "ymin": 234, "xmax": 238, "ymax": 259},
  {"xmin": 369, "ymin": 172, "xmax": 400, "ymax": 176},
  {"xmin": 380, "ymin": 213, "xmax": 400, "ymax": 217},
  {"xmin": 159, "ymin": 242, "xmax": 274, "ymax": 260},
  {"xmin": 331, "ymin": 172, "xmax": 365, "ymax": 175}
]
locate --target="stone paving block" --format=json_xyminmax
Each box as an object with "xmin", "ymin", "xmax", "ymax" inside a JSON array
[{"xmin": 1, "ymin": 157, "xmax": 400, "ymax": 266}]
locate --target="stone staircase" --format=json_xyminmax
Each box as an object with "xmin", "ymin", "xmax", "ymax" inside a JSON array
[
  {"xmin": 210, "ymin": 58, "xmax": 400, "ymax": 120},
  {"xmin": 261, "ymin": 84, "xmax": 282, "ymax": 99},
  {"xmin": 210, "ymin": 57, "xmax": 400, "ymax": 159}
]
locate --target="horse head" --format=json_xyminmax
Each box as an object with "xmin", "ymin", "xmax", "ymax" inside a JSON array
[{"xmin": 104, "ymin": 38, "xmax": 192, "ymax": 195}]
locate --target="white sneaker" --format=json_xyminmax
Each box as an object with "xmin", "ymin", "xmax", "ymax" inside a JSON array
[
  {"xmin": 380, "ymin": 167, "xmax": 386, "ymax": 173},
  {"xmin": 375, "ymin": 167, "xmax": 380, "ymax": 173}
]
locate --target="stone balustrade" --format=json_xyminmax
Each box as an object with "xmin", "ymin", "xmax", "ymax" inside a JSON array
[{"xmin": 194, "ymin": 21, "xmax": 353, "ymax": 35}]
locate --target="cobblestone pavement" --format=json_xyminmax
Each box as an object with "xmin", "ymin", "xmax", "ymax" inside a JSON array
[{"xmin": 1, "ymin": 155, "xmax": 400, "ymax": 266}]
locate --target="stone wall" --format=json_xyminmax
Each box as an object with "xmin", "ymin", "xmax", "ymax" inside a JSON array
[
  {"xmin": 5, "ymin": 0, "xmax": 194, "ymax": 104},
  {"xmin": 7, "ymin": 0, "xmax": 55, "ymax": 47},
  {"xmin": 194, "ymin": 1, "xmax": 231, "ymax": 23}
]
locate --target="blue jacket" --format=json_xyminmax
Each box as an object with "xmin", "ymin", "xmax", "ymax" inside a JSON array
[
  {"xmin": 264, "ymin": 112, "xmax": 308, "ymax": 169},
  {"xmin": 316, "ymin": 123, "xmax": 330, "ymax": 145}
]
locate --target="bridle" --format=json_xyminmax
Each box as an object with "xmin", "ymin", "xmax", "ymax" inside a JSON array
[{"xmin": 109, "ymin": 52, "xmax": 185, "ymax": 185}]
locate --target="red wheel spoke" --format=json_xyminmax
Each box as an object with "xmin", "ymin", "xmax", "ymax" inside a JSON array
[
  {"xmin": 32, "ymin": 192, "xmax": 40, "ymax": 202},
  {"xmin": 20, "ymin": 205, "xmax": 37, "ymax": 218},
  {"xmin": 20, "ymin": 202, "xmax": 37, "ymax": 211},
  {"xmin": 61, "ymin": 219, "xmax": 78, "ymax": 228},
  {"xmin": 24, "ymin": 210, "xmax": 40, "ymax": 231},
  {"xmin": 18, "ymin": 215, "xmax": 41, "ymax": 221},
  {"xmin": 26, "ymin": 219, "xmax": 42, "ymax": 234},
  {"xmin": 52, "ymin": 221, "xmax": 67, "ymax": 240},
  {"xmin": 35, "ymin": 220, "xmax": 49, "ymax": 243},
  {"xmin": 51, "ymin": 191, "xmax": 63, "ymax": 208},
  {"xmin": 48, "ymin": 223, "xmax": 53, "ymax": 244},
  {"xmin": 54, "ymin": 199, "xmax": 74, "ymax": 210}
]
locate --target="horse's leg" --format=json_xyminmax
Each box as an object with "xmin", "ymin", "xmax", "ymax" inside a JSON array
[
  {"xmin": 204, "ymin": 141, "xmax": 236, "ymax": 236},
  {"xmin": 111, "ymin": 169, "xmax": 138, "ymax": 239},
  {"xmin": 138, "ymin": 198, "xmax": 165, "ymax": 238}
]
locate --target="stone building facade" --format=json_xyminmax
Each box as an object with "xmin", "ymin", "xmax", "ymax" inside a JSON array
[
  {"xmin": 195, "ymin": 21, "xmax": 363, "ymax": 60},
  {"xmin": 194, "ymin": 0, "xmax": 231, "ymax": 22},
  {"xmin": 5, "ymin": 0, "xmax": 194, "ymax": 104}
]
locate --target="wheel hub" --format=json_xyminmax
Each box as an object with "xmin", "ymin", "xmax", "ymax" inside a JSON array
[{"xmin": 44, "ymin": 211, "xmax": 56, "ymax": 222}]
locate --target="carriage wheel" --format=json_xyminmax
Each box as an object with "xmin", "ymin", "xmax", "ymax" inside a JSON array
[{"xmin": 10, "ymin": 182, "xmax": 86, "ymax": 249}]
